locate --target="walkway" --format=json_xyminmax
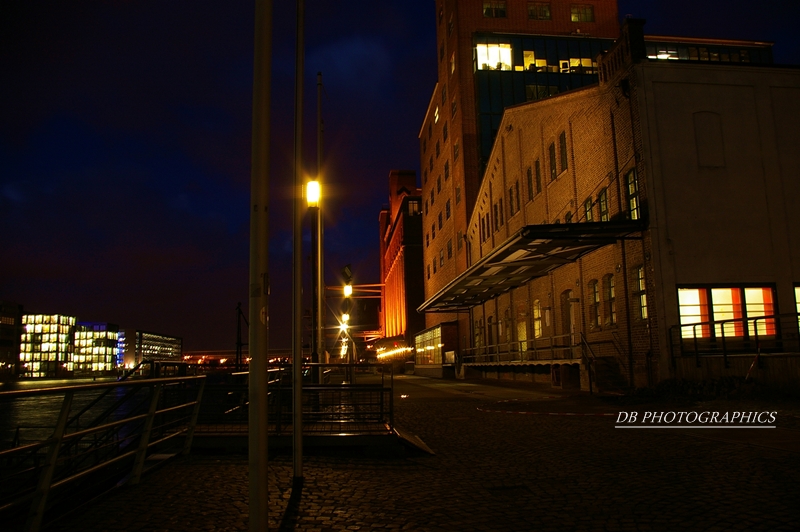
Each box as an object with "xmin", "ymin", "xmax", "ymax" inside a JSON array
[{"xmin": 46, "ymin": 376, "xmax": 800, "ymax": 531}]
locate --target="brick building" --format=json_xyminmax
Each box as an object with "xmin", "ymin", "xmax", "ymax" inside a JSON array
[
  {"xmin": 418, "ymin": 15, "xmax": 800, "ymax": 390},
  {"xmin": 417, "ymin": 0, "xmax": 621, "ymax": 372},
  {"xmin": 378, "ymin": 171, "xmax": 426, "ymax": 352}
]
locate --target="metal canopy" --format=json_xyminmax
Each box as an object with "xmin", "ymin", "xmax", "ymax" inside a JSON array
[{"xmin": 418, "ymin": 221, "xmax": 645, "ymax": 313}]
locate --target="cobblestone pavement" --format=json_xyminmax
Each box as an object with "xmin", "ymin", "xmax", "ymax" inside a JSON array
[{"xmin": 47, "ymin": 376, "xmax": 800, "ymax": 531}]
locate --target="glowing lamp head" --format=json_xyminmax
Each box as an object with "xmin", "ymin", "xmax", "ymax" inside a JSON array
[
  {"xmin": 343, "ymin": 284, "xmax": 353, "ymax": 297},
  {"xmin": 306, "ymin": 180, "xmax": 320, "ymax": 208}
]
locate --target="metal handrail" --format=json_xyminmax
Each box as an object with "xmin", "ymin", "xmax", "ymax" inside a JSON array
[
  {"xmin": 462, "ymin": 333, "xmax": 581, "ymax": 364},
  {"xmin": 0, "ymin": 375, "xmax": 205, "ymax": 531}
]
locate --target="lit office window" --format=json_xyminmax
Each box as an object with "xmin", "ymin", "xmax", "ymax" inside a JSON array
[
  {"xmin": 483, "ymin": 1, "xmax": 507, "ymax": 18},
  {"xmin": 634, "ymin": 267, "xmax": 647, "ymax": 319},
  {"xmin": 626, "ymin": 169, "xmax": 640, "ymax": 220},
  {"xmin": 528, "ymin": 2, "xmax": 551, "ymax": 20},
  {"xmin": 476, "ymin": 43, "xmax": 513, "ymax": 71},
  {"xmin": 570, "ymin": 4, "xmax": 594, "ymax": 22}
]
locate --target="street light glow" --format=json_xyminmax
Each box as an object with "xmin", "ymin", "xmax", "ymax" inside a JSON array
[
  {"xmin": 306, "ymin": 180, "xmax": 320, "ymax": 208},
  {"xmin": 343, "ymin": 284, "xmax": 353, "ymax": 297}
]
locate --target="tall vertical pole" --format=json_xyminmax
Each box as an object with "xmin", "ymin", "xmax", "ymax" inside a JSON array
[
  {"xmin": 316, "ymin": 72, "xmax": 325, "ymax": 375},
  {"xmin": 292, "ymin": 0, "xmax": 305, "ymax": 485},
  {"xmin": 249, "ymin": 1, "xmax": 271, "ymax": 529}
]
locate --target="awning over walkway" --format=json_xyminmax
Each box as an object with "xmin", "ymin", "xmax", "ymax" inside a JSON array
[{"xmin": 418, "ymin": 221, "xmax": 645, "ymax": 313}]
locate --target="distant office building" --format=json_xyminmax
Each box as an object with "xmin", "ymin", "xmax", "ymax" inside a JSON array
[
  {"xmin": 119, "ymin": 330, "xmax": 182, "ymax": 368},
  {"xmin": 20, "ymin": 314, "xmax": 77, "ymax": 378},
  {"xmin": 74, "ymin": 322, "xmax": 120, "ymax": 374},
  {"xmin": 378, "ymin": 170, "xmax": 426, "ymax": 353},
  {"xmin": 0, "ymin": 301, "xmax": 23, "ymax": 379}
]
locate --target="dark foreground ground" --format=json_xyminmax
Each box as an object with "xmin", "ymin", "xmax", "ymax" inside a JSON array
[{"xmin": 46, "ymin": 375, "xmax": 800, "ymax": 531}]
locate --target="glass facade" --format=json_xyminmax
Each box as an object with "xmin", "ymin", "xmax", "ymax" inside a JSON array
[
  {"xmin": 678, "ymin": 286, "xmax": 776, "ymax": 339},
  {"xmin": 645, "ymin": 41, "xmax": 773, "ymax": 65},
  {"xmin": 74, "ymin": 323, "xmax": 120, "ymax": 373},
  {"xmin": 415, "ymin": 327, "xmax": 443, "ymax": 365},
  {"xmin": 20, "ymin": 314, "xmax": 76, "ymax": 378},
  {"xmin": 473, "ymin": 33, "xmax": 613, "ymax": 167}
]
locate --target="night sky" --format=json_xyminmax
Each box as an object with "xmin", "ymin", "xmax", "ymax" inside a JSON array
[{"xmin": 3, "ymin": 1, "xmax": 799, "ymax": 351}]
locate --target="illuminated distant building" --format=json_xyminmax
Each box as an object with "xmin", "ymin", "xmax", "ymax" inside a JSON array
[
  {"xmin": 119, "ymin": 329, "xmax": 182, "ymax": 368},
  {"xmin": 378, "ymin": 170, "xmax": 426, "ymax": 351},
  {"xmin": 0, "ymin": 301, "xmax": 23, "ymax": 379},
  {"xmin": 74, "ymin": 322, "xmax": 120, "ymax": 374},
  {"xmin": 20, "ymin": 314, "xmax": 76, "ymax": 378}
]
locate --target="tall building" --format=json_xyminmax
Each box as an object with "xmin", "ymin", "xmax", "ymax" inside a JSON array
[
  {"xmin": 20, "ymin": 314, "xmax": 77, "ymax": 378},
  {"xmin": 418, "ymin": 0, "xmax": 621, "ymax": 364},
  {"xmin": 378, "ymin": 171, "xmax": 425, "ymax": 351},
  {"xmin": 0, "ymin": 301, "xmax": 23, "ymax": 379},
  {"xmin": 74, "ymin": 322, "xmax": 121, "ymax": 374},
  {"xmin": 417, "ymin": 16, "xmax": 799, "ymax": 390}
]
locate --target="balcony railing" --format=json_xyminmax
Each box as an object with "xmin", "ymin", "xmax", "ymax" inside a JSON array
[
  {"xmin": 670, "ymin": 313, "xmax": 800, "ymax": 367},
  {"xmin": 462, "ymin": 333, "xmax": 584, "ymax": 364}
]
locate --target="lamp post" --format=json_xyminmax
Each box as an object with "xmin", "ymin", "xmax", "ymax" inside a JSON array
[{"xmin": 307, "ymin": 179, "xmax": 321, "ymax": 384}]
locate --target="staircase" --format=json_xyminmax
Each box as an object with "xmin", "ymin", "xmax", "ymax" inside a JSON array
[{"xmin": 592, "ymin": 356, "xmax": 629, "ymax": 394}]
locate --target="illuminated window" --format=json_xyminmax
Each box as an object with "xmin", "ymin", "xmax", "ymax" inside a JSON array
[
  {"xmin": 678, "ymin": 286, "xmax": 775, "ymax": 339},
  {"xmin": 528, "ymin": 2, "xmax": 551, "ymax": 20},
  {"xmin": 450, "ymin": 52, "xmax": 456, "ymax": 74},
  {"xmin": 626, "ymin": 169, "xmax": 640, "ymax": 220},
  {"xmin": 570, "ymin": 4, "xmax": 594, "ymax": 22},
  {"xmin": 549, "ymin": 143, "xmax": 557, "ymax": 181},
  {"xmin": 598, "ymin": 188, "xmax": 609, "ymax": 221},
  {"xmin": 434, "ymin": 106, "xmax": 439, "ymax": 124},
  {"xmin": 588, "ymin": 281, "xmax": 600, "ymax": 328},
  {"xmin": 476, "ymin": 43, "xmax": 513, "ymax": 71},
  {"xmin": 584, "ymin": 197, "xmax": 594, "ymax": 222},
  {"xmin": 634, "ymin": 266, "xmax": 647, "ymax": 319},
  {"xmin": 533, "ymin": 300, "xmax": 543, "ymax": 338},
  {"xmin": 483, "ymin": 1, "xmax": 507, "ymax": 18}
]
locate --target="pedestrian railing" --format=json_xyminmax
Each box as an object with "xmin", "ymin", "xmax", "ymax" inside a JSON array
[
  {"xmin": 462, "ymin": 333, "xmax": 583, "ymax": 364},
  {"xmin": 0, "ymin": 376, "xmax": 206, "ymax": 532},
  {"xmin": 194, "ymin": 363, "xmax": 394, "ymax": 436}
]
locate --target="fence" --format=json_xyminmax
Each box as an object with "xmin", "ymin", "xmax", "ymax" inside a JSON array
[{"xmin": 0, "ymin": 376, "xmax": 206, "ymax": 531}]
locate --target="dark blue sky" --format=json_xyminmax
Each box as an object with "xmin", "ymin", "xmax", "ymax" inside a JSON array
[{"xmin": 2, "ymin": 1, "xmax": 799, "ymax": 351}]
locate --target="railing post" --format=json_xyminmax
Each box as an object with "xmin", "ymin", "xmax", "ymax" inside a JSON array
[
  {"xmin": 130, "ymin": 383, "xmax": 162, "ymax": 485},
  {"xmin": 182, "ymin": 378, "xmax": 206, "ymax": 455},
  {"xmin": 25, "ymin": 391, "xmax": 74, "ymax": 532}
]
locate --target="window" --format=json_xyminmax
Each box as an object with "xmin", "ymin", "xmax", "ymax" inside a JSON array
[
  {"xmin": 559, "ymin": 131, "xmax": 568, "ymax": 173},
  {"xmin": 447, "ymin": 239, "xmax": 453, "ymax": 259},
  {"xmin": 444, "ymin": 160, "xmax": 450, "ymax": 180},
  {"xmin": 588, "ymin": 280, "xmax": 600, "ymax": 328},
  {"xmin": 433, "ymin": 259, "xmax": 437, "ymax": 274},
  {"xmin": 584, "ymin": 197, "xmax": 594, "ymax": 222},
  {"xmin": 446, "ymin": 199, "xmax": 451, "ymax": 219},
  {"xmin": 678, "ymin": 287, "xmax": 775, "ymax": 339},
  {"xmin": 438, "ymin": 212, "xmax": 443, "ymax": 230},
  {"xmin": 570, "ymin": 4, "xmax": 594, "ymax": 22},
  {"xmin": 515, "ymin": 181, "xmax": 521, "ymax": 212},
  {"xmin": 434, "ymin": 106, "xmax": 439, "ymax": 124},
  {"xmin": 431, "ymin": 223, "xmax": 436, "ymax": 240},
  {"xmin": 437, "ymin": 175, "xmax": 442, "ymax": 192},
  {"xmin": 634, "ymin": 266, "xmax": 647, "ymax": 319},
  {"xmin": 443, "ymin": 121, "xmax": 449, "ymax": 142},
  {"xmin": 430, "ymin": 189, "xmax": 435, "ymax": 205},
  {"xmin": 533, "ymin": 299, "xmax": 543, "ymax": 338},
  {"xmin": 598, "ymin": 188, "xmax": 609, "ymax": 221},
  {"xmin": 483, "ymin": 1, "xmax": 507, "ymax": 18},
  {"xmin": 564, "ymin": 211, "xmax": 572, "ymax": 223},
  {"xmin": 604, "ymin": 275, "xmax": 616, "ymax": 325},
  {"xmin": 408, "ymin": 200, "xmax": 420, "ymax": 216},
  {"xmin": 450, "ymin": 52, "xmax": 456, "ymax": 74},
  {"xmin": 451, "ymin": 97, "xmax": 458, "ymax": 117},
  {"xmin": 453, "ymin": 141, "xmax": 460, "ymax": 161},
  {"xmin": 548, "ymin": 143, "xmax": 557, "ymax": 181},
  {"xmin": 439, "ymin": 249, "xmax": 445, "ymax": 267},
  {"xmin": 626, "ymin": 168, "xmax": 640, "ymax": 220},
  {"xmin": 528, "ymin": 2, "xmax": 551, "ymax": 20},
  {"xmin": 476, "ymin": 43, "xmax": 512, "ymax": 71},
  {"xmin": 456, "ymin": 184, "xmax": 461, "ymax": 204},
  {"xmin": 526, "ymin": 167, "xmax": 534, "ymax": 201}
]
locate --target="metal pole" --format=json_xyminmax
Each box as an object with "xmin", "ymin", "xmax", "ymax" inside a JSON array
[
  {"xmin": 249, "ymin": 1, "xmax": 272, "ymax": 529},
  {"xmin": 292, "ymin": 0, "xmax": 305, "ymax": 485},
  {"xmin": 316, "ymin": 72, "xmax": 325, "ymax": 377}
]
